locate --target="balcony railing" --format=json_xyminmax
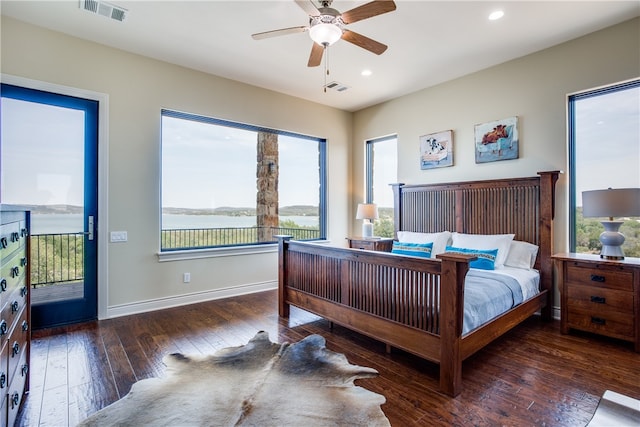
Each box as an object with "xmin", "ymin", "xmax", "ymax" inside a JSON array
[{"xmin": 30, "ymin": 226, "xmax": 319, "ymax": 287}]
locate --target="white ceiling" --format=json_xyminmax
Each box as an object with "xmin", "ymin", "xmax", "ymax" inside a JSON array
[{"xmin": 2, "ymin": 1, "xmax": 639, "ymax": 112}]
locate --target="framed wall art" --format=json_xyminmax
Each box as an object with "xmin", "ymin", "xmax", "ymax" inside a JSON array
[
  {"xmin": 420, "ymin": 129, "xmax": 453, "ymax": 170},
  {"xmin": 474, "ymin": 116, "xmax": 519, "ymax": 163}
]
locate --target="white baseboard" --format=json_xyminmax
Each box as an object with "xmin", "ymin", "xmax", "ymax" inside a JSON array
[{"xmin": 105, "ymin": 280, "xmax": 277, "ymax": 319}]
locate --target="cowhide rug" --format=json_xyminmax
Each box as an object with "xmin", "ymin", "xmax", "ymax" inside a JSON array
[{"xmin": 78, "ymin": 331, "xmax": 390, "ymax": 426}]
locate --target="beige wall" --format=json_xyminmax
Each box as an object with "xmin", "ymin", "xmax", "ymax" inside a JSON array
[
  {"xmin": 1, "ymin": 16, "xmax": 353, "ymax": 316},
  {"xmin": 2, "ymin": 15, "xmax": 639, "ymax": 317},
  {"xmin": 352, "ymin": 17, "xmax": 639, "ymax": 309}
]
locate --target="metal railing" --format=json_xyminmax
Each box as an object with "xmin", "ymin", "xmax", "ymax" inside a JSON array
[
  {"xmin": 161, "ymin": 226, "xmax": 320, "ymax": 250},
  {"xmin": 31, "ymin": 232, "xmax": 84, "ymax": 287},
  {"xmin": 30, "ymin": 226, "xmax": 320, "ymax": 287}
]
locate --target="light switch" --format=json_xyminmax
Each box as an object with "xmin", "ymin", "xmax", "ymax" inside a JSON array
[{"xmin": 110, "ymin": 231, "xmax": 128, "ymax": 242}]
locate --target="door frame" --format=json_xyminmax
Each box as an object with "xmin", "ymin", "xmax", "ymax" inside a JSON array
[{"xmin": 2, "ymin": 73, "xmax": 110, "ymax": 320}]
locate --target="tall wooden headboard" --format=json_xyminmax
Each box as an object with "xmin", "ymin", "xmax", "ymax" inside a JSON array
[{"xmin": 391, "ymin": 171, "xmax": 560, "ymax": 318}]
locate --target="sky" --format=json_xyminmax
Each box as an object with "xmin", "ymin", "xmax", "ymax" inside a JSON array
[{"xmin": 1, "ymin": 84, "xmax": 638, "ymax": 209}]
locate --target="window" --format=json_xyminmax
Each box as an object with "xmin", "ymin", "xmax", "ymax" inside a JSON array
[
  {"xmin": 161, "ymin": 110, "xmax": 326, "ymax": 251},
  {"xmin": 365, "ymin": 135, "xmax": 398, "ymax": 238},
  {"xmin": 569, "ymin": 79, "xmax": 640, "ymax": 256}
]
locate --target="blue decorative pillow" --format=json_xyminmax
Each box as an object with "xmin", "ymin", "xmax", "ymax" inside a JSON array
[
  {"xmin": 444, "ymin": 246, "xmax": 499, "ymax": 270},
  {"xmin": 392, "ymin": 241, "xmax": 433, "ymax": 258}
]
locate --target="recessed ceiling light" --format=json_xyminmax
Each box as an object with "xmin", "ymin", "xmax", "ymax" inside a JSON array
[
  {"xmin": 488, "ymin": 10, "xmax": 504, "ymax": 20},
  {"xmin": 361, "ymin": 69, "xmax": 373, "ymax": 77}
]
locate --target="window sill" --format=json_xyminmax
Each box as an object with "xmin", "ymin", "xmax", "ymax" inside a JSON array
[{"xmin": 157, "ymin": 239, "xmax": 332, "ymax": 262}]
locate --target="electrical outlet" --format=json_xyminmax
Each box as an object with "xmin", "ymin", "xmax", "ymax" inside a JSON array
[{"xmin": 183, "ymin": 272, "xmax": 191, "ymax": 283}]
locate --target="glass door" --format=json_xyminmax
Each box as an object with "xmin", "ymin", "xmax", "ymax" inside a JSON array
[{"xmin": 1, "ymin": 83, "xmax": 98, "ymax": 328}]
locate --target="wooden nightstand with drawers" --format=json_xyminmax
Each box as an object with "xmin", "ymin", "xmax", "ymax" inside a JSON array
[
  {"xmin": 553, "ymin": 253, "xmax": 639, "ymax": 352},
  {"xmin": 346, "ymin": 237, "xmax": 394, "ymax": 252}
]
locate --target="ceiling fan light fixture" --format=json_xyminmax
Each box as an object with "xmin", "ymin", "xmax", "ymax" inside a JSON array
[{"xmin": 309, "ymin": 16, "xmax": 343, "ymax": 46}]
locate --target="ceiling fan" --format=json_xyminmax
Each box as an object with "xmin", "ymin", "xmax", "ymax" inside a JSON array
[{"xmin": 251, "ymin": 0, "xmax": 397, "ymax": 67}]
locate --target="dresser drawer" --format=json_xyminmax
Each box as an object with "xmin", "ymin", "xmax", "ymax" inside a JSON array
[
  {"xmin": 565, "ymin": 263, "xmax": 633, "ymax": 291},
  {"xmin": 0, "ymin": 221, "xmax": 25, "ymax": 261},
  {"xmin": 7, "ymin": 309, "xmax": 29, "ymax": 382},
  {"xmin": 566, "ymin": 307, "xmax": 634, "ymax": 339},
  {"xmin": 0, "ymin": 249, "xmax": 27, "ymax": 301},
  {"xmin": 6, "ymin": 348, "xmax": 28, "ymax": 427},
  {"xmin": 566, "ymin": 285, "xmax": 633, "ymax": 313},
  {"xmin": 1, "ymin": 284, "xmax": 28, "ymax": 335}
]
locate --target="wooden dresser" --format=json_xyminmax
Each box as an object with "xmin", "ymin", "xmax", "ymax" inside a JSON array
[
  {"xmin": 0, "ymin": 209, "xmax": 30, "ymax": 427},
  {"xmin": 553, "ymin": 253, "xmax": 639, "ymax": 352}
]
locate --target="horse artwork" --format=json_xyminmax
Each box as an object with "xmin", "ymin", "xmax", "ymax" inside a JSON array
[{"xmin": 475, "ymin": 116, "xmax": 519, "ymax": 163}]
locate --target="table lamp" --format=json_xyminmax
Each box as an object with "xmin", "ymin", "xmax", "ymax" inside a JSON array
[
  {"xmin": 582, "ymin": 188, "xmax": 640, "ymax": 260},
  {"xmin": 356, "ymin": 203, "xmax": 378, "ymax": 238}
]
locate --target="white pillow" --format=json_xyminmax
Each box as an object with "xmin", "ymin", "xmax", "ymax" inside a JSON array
[
  {"xmin": 505, "ymin": 240, "xmax": 539, "ymax": 270},
  {"xmin": 396, "ymin": 231, "xmax": 452, "ymax": 259},
  {"xmin": 450, "ymin": 232, "xmax": 515, "ymax": 268}
]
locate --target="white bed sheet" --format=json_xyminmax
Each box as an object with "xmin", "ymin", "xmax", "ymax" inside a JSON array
[{"xmin": 483, "ymin": 266, "xmax": 540, "ymax": 301}]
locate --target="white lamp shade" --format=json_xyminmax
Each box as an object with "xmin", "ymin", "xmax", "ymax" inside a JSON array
[
  {"xmin": 356, "ymin": 203, "xmax": 379, "ymax": 220},
  {"xmin": 309, "ymin": 23, "xmax": 342, "ymax": 46},
  {"xmin": 582, "ymin": 188, "xmax": 640, "ymax": 218}
]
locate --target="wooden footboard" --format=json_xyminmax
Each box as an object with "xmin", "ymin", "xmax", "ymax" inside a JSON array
[{"xmin": 278, "ymin": 237, "xmax": 475, "ymax": 396}]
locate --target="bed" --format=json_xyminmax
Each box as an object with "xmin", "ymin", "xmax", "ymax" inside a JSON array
[{"xmin": 277, "ymin": 171, "xmax": 559, "ymax": 396}]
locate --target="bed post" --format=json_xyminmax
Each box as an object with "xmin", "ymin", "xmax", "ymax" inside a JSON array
[
  {"xmin": 277, "ymin": 235, "xmax": 292, "ymax": 318},
  {"xmin": 537, "ymin": 171, "xmax": 560, "ymax": 321},
  {"xmin": 391, "ymin": 183, "xmax": 404, "ymax": 239},
  {"xmin": 437, "ymin": 252, "xmax": 474, "ymax": 397}
]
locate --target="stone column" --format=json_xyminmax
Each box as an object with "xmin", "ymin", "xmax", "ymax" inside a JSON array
[{"xmin": 257, "ymin": 132, "xmax": 279, "ymax": 242}]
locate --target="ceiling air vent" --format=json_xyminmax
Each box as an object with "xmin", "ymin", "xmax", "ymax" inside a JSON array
[
  {"xmin": 79, "ymin": 0, "xmax": 127, "ymax": 22},
  {"xmin": 324, "ymin": 81, "xmax": 350, "ymax": 92}
]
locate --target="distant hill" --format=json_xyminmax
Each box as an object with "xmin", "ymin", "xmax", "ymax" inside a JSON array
[
  {"xmin": 18, "ymin": 204, "xmax": 83, "ymax": 214},
  {"xmin": 163, "ymin": 205, "xmax": 319, "ymax": 216}
]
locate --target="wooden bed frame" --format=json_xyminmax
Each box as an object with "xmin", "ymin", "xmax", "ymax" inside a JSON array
[{"xmin": 277, "ymin": 171, "xmax": 559, "ymax": 396}]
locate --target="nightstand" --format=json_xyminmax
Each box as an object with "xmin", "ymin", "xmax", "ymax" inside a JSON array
[
  {"xmin": 553, "ymin": 253, "xmax": 640, "ymax": 352},
  {"xmin": 346, "ymin": 237, "xmax": 394, "ymax": 252}
]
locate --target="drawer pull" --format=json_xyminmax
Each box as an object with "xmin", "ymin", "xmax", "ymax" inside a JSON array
[
  {"xmin": 0, "ymin": 320, "xmax": 6, "ymax": 335},
  {"xmin": 11, "ymin": 231, "xmax": 20, "ymax": 242},
  {"xmin": 11, "ymin": 392, "xmax": 19, "ymax": 409},
  {"xmin": 21, "ymin": 320, "xmax": 28, "ymax": 332},
  {"xmin": 20, "ymin": 286, "xmax": 27, "ymax": 298},
  {"xmin": 21, "ymin": 364, "xmax": 28, "ymax": 377},
  {"xmin": 11, "ymin": 266, "xmax": 20, "ymax": 277},
  {"xmin": 21, "ymin": 228, "xmax": 28, "ymax": 237},
  {"xmin": 11, "ymin": 301, "xmax": 19, "ymax": 313},
  {"xmin": 590, "ymin": 296, "xmax": 606, "ymax": 304},
  {"xmin": 0, "ymin": 237, "xmax": 7, "ymax": 248},
  {"xmin": 590, "ymin": 274, "xmax": 606, "ymax": 283},
  {"xmin": 12, "ymin": 342, "xmax": 20, "ymax": 356},
  {"xmin": 20, "ymin": 257, "xmax": 27, "ymax": 267},
  {"xmin": 0, "ymin": 372, "xmax": 5, "ymax": 388},
  {"xmin": 0, "ymin": 278, "xmax": 6, "ymax": 292},
  {"xmin": 591, "ymin": 316, "xmax": 606, "ymax": 326}
]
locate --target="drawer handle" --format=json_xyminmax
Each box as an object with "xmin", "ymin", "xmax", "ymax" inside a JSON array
[
  {"xmin": 591, "ymin": 316, "xmax": 606, "ymax": 326},
  {"xmin": 0, "ymin": 372, "xmax": 5, "ymax": 388},
  {"xmin": 0, "ymin": 278, "xmax": 6, "ymax": 292},
  {"xmin": 20, "ymin": 257, "xmax": 27, "ymax": 267},
  {"xmin": 11, "ymin": 301, "xmax": 19, "ymax": 313},
  {"xmin": 11, "ymin": 392, "xmax": 19, "ymax": 409},
  {"xmin": 0, "ymin": 237, "xmax": 7, "ymax": 248},
  {"xmin": 21, "ymin": 364, "xmax": 28, "ymax": 377},
  {"xmin": 0, "ymin": 320, "xmax": 6, "ymax": 336},
  {"xmin": 590, "ymin": 296, "xmax": 606, "ymax": 304},
  {"xmin": 21, "ymin": 320, "xmax": 28, "ymax": 332},
  {"xmin": 11, "ymin": 231, "xmax": 20, "ymax": 242},
  {"xmin": 21, "ymin": 228, "xmax": 28, "ymax": 237},
  {"xmin": 20, "ymin": 286, "xmax": 27, "ymax": 298},
  {"xmin": 12, "ymin": 342, "xmax": 20, "ymax": 356},
  {"xmin": 11, "ymin": 266, "xmax": 20, "ymax": 278},
  {"xmin": 590, "ymin": 274, "xmax": 606, "ymax": 283}
]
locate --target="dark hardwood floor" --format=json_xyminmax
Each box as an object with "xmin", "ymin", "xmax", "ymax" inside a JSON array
[{"xmin": 17, "ymin": 290, "xmax": 640, "ymax": 426}]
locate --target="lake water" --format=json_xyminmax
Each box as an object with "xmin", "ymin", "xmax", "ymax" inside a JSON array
[{"xmin": 30, "ymin": 213, "xmax": 319, "ymax": 234}]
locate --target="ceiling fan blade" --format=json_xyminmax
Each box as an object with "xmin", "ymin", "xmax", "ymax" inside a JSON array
[
  {"xmin": 341, "ymin": 0, "xmax": 396, "ymax": 25},
  {"xmin": 295, "ymin": 0, "xmax": 319, "ymax": 16},
  {"xmin": 252, "ymin": 26, "xmax": 309, "ymax": 40},
  {"xmin": 307, "ymin": 42, "xmax": 324, "ymax": 67},
  {"xmin": 341, "ymin": 30, "xmax": 388, "ymax": 55}
]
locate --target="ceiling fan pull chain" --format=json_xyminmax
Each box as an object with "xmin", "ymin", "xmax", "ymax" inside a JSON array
[{"xmin": 324, "ymin": 45, "xmax": 328, "ymax": 92}]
